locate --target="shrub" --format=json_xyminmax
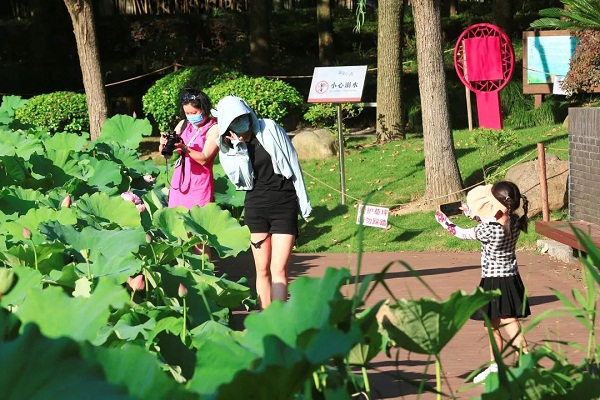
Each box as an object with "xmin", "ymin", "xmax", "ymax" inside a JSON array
[
  {"xmin": 563, "ymin": 30, "xmax": 600, "ymax": 94},
  {"xmin": 14, "ymin": 91, "xmax": 88, "ymax": 135},
  {"xmin": 204, "ymin": 76, "xmax": 305, "ymax": 128},
  {"xmin": 142, "ymin": 65, "xmax": 241, "ymax": 132},
  {"xmin": 303, "ymin": 103, "xmax": 363, "ymax": 134}
]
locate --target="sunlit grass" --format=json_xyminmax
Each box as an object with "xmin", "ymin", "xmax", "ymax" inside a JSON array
[{"xmin": 297, "ymin": 124, "xmax": 569, "ymax": 253}]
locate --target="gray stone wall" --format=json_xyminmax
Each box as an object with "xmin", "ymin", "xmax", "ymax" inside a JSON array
[{"xmin": 569, "ymin": 107, "xmax": 600, "ymax": 225}]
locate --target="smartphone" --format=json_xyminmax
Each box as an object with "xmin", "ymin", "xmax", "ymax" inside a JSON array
[{"xmin": 438, "ymin": 201, "xmax": 463, "ymax": 217}]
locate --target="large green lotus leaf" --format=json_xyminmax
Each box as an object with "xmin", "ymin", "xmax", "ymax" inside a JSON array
[
  {"xmin": 213, "ymin": 165, "xmax": 245, "ymax": 208},
  {"xmin": 191, "ymin": 329, "xmax": 360, "ymax": 400},
  {"xmin": 41, "ymin": 222, "xmax": 146, "ymax": 276},
  {"xmin": 85, "ymin": 253, "xmax": 143, "ymax": 282},
  {"xmin": 0, "ymin": 155, "xmax": 27, "ymax": 185},
  {"xmin": 43, "ymin": 131, "xmax": 89, "ymax": 153},
  {"xmin": 112, "ymin": 314, "xmax": 157, "ymax": 342},
  {"xmin": 378, "ymin": 287, "xmax": 499, "ymax": 355},
  {"xmin": 153, "ymin": 206, "xmax": 189, "ymax": 241},
  {"xmin": 183, "ymin": 203, "xmax": 251, "ymax": 258},
  {"xmin": 347, "ymin": 303, "xmax": 385, "ymax": 366},
  {"xmin": 29, "ymin": 152, "xmax": 93, "ymax": 186},
  {"xmin": 188, "ymin": 332, "xmax": 260, "ymax": 395},
  {"xmin": 0, "ymin": 265, "xmax": 43, "ymax": 308},
  {"xmin": 92, "ymin": 141, "xmax": 159, "ymax": 180},
  {"xmin": 241, "ymin": 267, "xmax": 353, "ymax": 353},
  {"xmin": 15, "ymin": 278, "xmax": 129, "ymax": 343},
  {"xmin": 0, "ymin": 325, "xmax": 132, "ymax": 400},
  {"xmin": 0, "ymin": 95, "xmax": 27, "ymax": 119},
  {"xmin": 97, "ymin": 115, "xmax": 152, "ymax": 150},
  {"xmin": 0, "ymin": 186, "xmax": 45, "ymax": 215},
  {"xmin": 84, "ymin": 345, "xmax": 193, "ymax": 400},
  {"xmin": 0, "ymin": 242, "xmax": 67, "ymax": 274},
  {"xmin": 82, "ymin": 158, "xmax": 122, "ymax": 193},
  {"xmin": 0, "ymin": 205, "xmax": 77, "ymax": 244},
  {"xmin": 0, "ymin": 130, "xmax": 43, "ymax": 158},
  {"xmin": 192, "ymin": 272, "xmax": 251, "ymax": 308},
  {"xmin": 75, "ymin": 192, "xmax": 142, "ymax": 228}
]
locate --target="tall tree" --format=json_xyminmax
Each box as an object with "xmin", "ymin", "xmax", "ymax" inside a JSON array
[
  {"xmin": 63, "ymin": 0, "xmax": 108, "ymax": 140},
  {"xmin": 376, "ymin": 0, "xmax": 407, "ymax": 142},
  {"xmin": 410, "ymin": 0, "xmax": 463, "ymax": 201},
  {"xmin": 493, "ymin": 0, "xmax": 514, "ymax": 38},
  {"xmin": 249, "ymin": 0, "xmax": 272, "ymax": 76},
  {"xmin": 317, "ymin": 0, "xmax": 335, "ymax": 66}
]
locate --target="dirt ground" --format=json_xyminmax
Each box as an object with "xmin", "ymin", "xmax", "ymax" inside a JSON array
[{"xmin": 215, "ymin": 250, "xmax": 587, "ymax": 400}]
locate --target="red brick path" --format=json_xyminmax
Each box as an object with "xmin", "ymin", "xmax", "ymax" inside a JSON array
[{"xmin": 215, "ymin": 251, "xmax": 587, "ymax": 399}]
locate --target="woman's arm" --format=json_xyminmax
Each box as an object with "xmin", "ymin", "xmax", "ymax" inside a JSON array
[{"xmin": 177, "ymin": 124, "xmax": 220, "ymax": 165}]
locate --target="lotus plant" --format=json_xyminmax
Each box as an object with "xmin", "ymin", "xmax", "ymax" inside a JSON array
[
  {"xmin": 121, "ymin": 190, "xmax": 146, "ymax": 213},
  {"xmin": 127, "ymin": 274, "xmax": 145, "ymax": 301},
  {"xmin": 179, "ymin": 283, "xmax": 188, "ymax": 342}
]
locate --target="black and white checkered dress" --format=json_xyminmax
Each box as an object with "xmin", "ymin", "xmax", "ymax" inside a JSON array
[{"xmin": 471, "ymin": 217, "xmax": 531, "ymax": 320}]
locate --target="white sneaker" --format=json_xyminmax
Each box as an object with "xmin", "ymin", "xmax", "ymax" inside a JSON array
[{"xmin": 473, "ymin": 363, "xmax": 498, "ymax": 384}]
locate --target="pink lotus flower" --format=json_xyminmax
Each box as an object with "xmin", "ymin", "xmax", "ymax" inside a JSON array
[
  {"xmin": 61, "ymin": 195, "xmax": 72, "ymax": 208},
  {"xmin": 22, "ymin": 227, "xmax": 31, "ymax": 240},
  {"xmin": 127, "ymin": 275, "xmax": 145, "ymax": 291},
  {"xmin": 121, "ymin": 190, "xmax": 142, "ymax": 205},
  {"xmin": 143, "ymin": 175, "xmax": 156, "ymax": 184},
  {"xmin": 178, "ymin": 283, "xmax": 188, "ymax": 298},
  {"xmin": 136, "ymin": 203, "xmax": 146, "ymax": 213}
]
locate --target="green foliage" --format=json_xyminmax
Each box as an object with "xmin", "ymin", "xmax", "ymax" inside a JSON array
[
  {"xmin": 505, "ymin": 100, "xmax": 558, "ymax": 129},
  {"xmin": 562, "ymin": 30, "xmax": 600, "ymax": 94},
  {"xmin": 303, "ymin": 102, "xmax": 363, "ymax": 134},
  {"xmin": 204, "ymin": 76, "xmax": 305, "ymax": 126},
  {"xmin": 471, "ymin": 127, "xmax": 521, "ymax": 180},
  {"xmin": 530, "ymin": 0, "xmax": 600, "ymax": 31},
  {"xmin": 142, "ymin": 65, "xmax": 241, "ymax": 132},
  {"xmin": 14, "ymin": 91, "xmax": 89, "ymax": 135}
]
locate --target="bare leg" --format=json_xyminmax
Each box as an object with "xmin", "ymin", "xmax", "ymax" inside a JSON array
[
  {"xmin": 488, "ymin": 319, "xmax": 504, "ymax": 361},
  {"xmin": 251, "ymin": 232, "xmax": 272, "ymax": 309},
  {"xmin": 269, "ymin": 234, "xmax": 295, "ymax": 303},
  {"xmin": 500, "ymin": 317, "xmax": 528, "ymax": 355}
]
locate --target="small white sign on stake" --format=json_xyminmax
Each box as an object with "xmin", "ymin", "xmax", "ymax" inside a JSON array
[
  {"xmin": 308, "ymin": 65, "xmax": 368, "ymax": 103},
  {"xmin": 356, "ymin": 204, "xmax": 390, "ymax": 229}
]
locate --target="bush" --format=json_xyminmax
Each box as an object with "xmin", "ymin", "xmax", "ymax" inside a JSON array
[
  {"xmin": 204, "ymin": 76, "xmax": 305, "ymax": 129},
  {"xmin": 303, "ymin": 103, "xmax": 363, "ymax": 134},
  {"xmin": 142, "ymin": 65, "xmax": 241, "ymax": 132},
  {"xmin": 14, "ymin": 91, "xmax": 88, "ymax": 135}
]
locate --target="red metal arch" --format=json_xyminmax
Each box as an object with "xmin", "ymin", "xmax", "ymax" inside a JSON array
[{"xmin": 454, "ymin": 23, "xmax": 515, "ymax": 93}]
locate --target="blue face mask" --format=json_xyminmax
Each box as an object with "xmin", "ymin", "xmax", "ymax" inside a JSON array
[
  {"xmin": 186, "ymin": 114, "xmax": 204, "ymax": 125},
  {"xmin": 230, "ymin": 115, "xmax": 251, "ymax": 134}
]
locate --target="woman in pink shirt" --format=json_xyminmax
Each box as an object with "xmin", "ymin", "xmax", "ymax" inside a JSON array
[{"xmin": 159, "ymin": 87, "xmax": 219, "ymax": 256}]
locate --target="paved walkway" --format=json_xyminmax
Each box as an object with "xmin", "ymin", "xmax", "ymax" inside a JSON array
[{"xmin": 215, "ymin": 250, "xmax": 587, "ymax": 399}]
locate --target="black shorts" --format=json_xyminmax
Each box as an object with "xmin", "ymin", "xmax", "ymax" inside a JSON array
[{"xmin": 244, "ymin": 201, "xmax": 299, "ymax": 236}]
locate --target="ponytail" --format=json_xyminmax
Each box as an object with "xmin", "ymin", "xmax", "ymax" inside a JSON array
[{"xmin": 518, "ymin": 194, "xmax": 529, "ymax": 233}]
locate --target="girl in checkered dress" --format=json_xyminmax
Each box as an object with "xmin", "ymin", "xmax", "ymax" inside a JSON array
[{"xmin": 435, "ymin": 181, "xmax": 530, "ymax": 383}]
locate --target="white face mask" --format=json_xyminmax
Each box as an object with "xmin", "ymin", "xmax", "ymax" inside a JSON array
[{"xmin": 229, "ymin": 115, "xmax": 251, "ymax": 134}]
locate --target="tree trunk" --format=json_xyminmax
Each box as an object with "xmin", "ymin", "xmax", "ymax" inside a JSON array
[
  {"xmin": 63, "ymin": 0, "xmax": 108, "ymax": 141},
  {"xmin": 317, "ymin": 0, "xmax": 335, "ymax": 66},
  {"xmin": 248, "ymin": 0, "xmax": 272, "ymax": 75},
  {"xmin": 492, "ymin": 0, "xmax": 514, "ymax": 38},
  {"xmin": 376, "ymin": 0, "xmax": 406, "ymax": 142},
  {"xmin": 410, "ymin": 0, "xmax": 462, "ymax": 202}
]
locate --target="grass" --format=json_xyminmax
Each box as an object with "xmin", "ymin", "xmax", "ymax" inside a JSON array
[{"xmin": 295, "ymin": 124, "xmax": 569, "ymax": 253}]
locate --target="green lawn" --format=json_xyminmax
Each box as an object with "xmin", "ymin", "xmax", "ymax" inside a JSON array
[{"xmin": 296, "ymin": 124, "xmax": 569, "ymax": 253}]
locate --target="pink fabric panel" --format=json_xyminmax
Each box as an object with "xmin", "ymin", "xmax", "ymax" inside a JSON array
[
  {"xmin": 464, "ymin": 37, "xmax": 503, "ymax": 82},
  {"xmin": 476, "ymin": 91, "xmax": 502, "ymax": 130}
]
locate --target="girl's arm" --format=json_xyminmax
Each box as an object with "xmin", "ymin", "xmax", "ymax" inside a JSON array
[
  {"xmin": 178, "ymin": 125, "xmax": 219, "ymax": 166},
  {"xmin": 435, "ymin": 211, "xmax": 477, "ymax": 240}
]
